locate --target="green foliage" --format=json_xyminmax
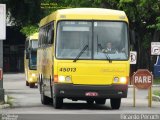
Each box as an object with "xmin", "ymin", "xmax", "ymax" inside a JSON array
[
  {"xmin": 118, "ymin": 0, "xmax": 160, "ymax": 50},
  {"xmin": 2, "ymin": 0, "xmax": 41, "ymax": 26},
  {"xmin": 120, "ymin": 0, "xmax": 133, "ymax": 3},
  {"xmin": 154, "ymin": 78, "xmax": 160, "ymax": 84},
  {"xmin": 40, "ymin": 0, "xmax": 70, "ymax": 16},
  {"xmin": 1, "ymin": 0, "xmax": 69, "ymax": 36},
  {"xmin": 20, "ymin": 25, "xmax": 38, "ymax": 37},
  {"xmin": 147, "ymin": 17, "xmax": 160, "ymax": 30},
  {"xmin": 153, "ymin": 90, "xmax": 160, "ymax": 97},
  {"xmin": 142, "ymin": 33, "xmax": 151, "ymax": 49},
  {"xmin": 1, "ymin": 0, "xmax": 160, "ymax": 50}
]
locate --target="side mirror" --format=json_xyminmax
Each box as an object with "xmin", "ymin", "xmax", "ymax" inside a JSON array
[
  {"xmin": 26, "ymin": 52, "xmax": 29, "ymax": 59},
  {"xmin": 26, "ymin": 49, "xmax": 30, "ymax": 59}
]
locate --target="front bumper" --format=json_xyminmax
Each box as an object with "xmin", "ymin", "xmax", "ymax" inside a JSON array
[{"xmin": 53, "ymin": 84, "xmax": 128, "ymax": 99}]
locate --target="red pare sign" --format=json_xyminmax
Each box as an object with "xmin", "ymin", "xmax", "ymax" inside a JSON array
[
  {"xmin": 132, "ymin": 69, "xmax": 153, "ymax": 89},
  {"xmin": 0, "ymin": 68, "xmax": 2, "ymax": 80}
]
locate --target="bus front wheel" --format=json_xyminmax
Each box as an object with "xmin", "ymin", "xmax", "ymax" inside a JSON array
[
  {"xmin": 41, "ymin": 86, "xmax": 50, "ymax": 105},
  {"xmin": 110, "ymin": 98, "xmax": 121, "ymax": 109},
  {"xmin": 53, "ymin": 96, "xmax": 63, "ymax": 109},
  {"xmin": 29, "ymin": 83, "xmax": 35, "ymax": 88},
  {"xmin": 26, "ymin": 81, "xmax": 29, "ymax": 86}
]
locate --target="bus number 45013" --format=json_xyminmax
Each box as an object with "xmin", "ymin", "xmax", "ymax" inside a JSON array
[{"xmin": 59, "ymin": 68, "xmax": 76, "ymax": 72}]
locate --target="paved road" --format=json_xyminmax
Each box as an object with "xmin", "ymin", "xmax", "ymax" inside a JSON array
[{"xmin": 1, "ymin": 73, "xmax": 160, "ymax": 120}]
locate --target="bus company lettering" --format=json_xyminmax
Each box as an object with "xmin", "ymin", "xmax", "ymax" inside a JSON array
[{"xmin": 101, "ymin": 68, "xmax": 124, "ymax": 73}]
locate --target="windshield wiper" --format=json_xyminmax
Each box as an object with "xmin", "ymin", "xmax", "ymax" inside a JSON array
[
  {"xmin": 73, "ymin": 45, "xmax": 88, "ymax": 62},
  {"xmin": 98, "ymin": 44, "xmax": 112, "ymax": 63}
]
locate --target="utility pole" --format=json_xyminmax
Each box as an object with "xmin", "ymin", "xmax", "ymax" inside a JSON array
[
  {"xmin": 0, "ymin": 4, "xmax": 6, "ymax": 103},
  {"xmin": 0, "ymin": 41, "xmax": 4, "ymax": 102}
]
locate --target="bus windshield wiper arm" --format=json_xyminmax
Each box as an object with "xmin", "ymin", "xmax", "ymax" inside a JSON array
[
  {"xmin": 98, "ymin": 44, "xmax": 112, "ymax": 63},
  {"xmin": 73, "ymin": 45, "xmax": 88, "ymax": 62}
]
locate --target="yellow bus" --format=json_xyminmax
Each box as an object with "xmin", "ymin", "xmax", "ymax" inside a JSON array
[
  {"xmin": 38, "ymin": 8, "xmax": 130, "ymax": 109},
  {"xmin": 24, "ymin": 33, "xmax": 38, "ymax": 88}
]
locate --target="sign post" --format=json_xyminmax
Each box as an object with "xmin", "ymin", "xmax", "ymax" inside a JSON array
[
  {"xmin": 0, "ymin": 68, "xmax": 2, "ymax": 80},
  {"xmin": 0, "ymin": 4, "xmax": 6, "ymax": 103},
  {"xmin": 0, "ymin": 41, "xmax": 4, "ymax": 102},
  {"xmin": 133, "ymin": 86, "xmax": 136, "ymax": 107},
  {"xmin": 148, "ymin": 87, "xmax": 152, "ymax": 107},
  {"xmin": 132, "ymin": 69, "xmax": 153, "ymax": 107}
]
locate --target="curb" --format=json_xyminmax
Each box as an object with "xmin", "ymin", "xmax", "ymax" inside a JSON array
[
  {"xmin": 128, "ymin": 85, "xmax": 160, "ymax": 88},
  {"xmin": 152, "ymin": 95, "xmax": 160, "ymax": 102},
  {"xmin": 146, "ymin": 95, "xmax": 160, "ymax": 102},
  {"xmin": 0, "ymin": 104, "xmax": 10, "ymax": 109}
]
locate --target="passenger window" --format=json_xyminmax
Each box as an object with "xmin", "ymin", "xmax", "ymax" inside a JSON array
[
  {"xmin": 48, "ymin": 28, "xmax": 53, "ymax": 44},
  {"xmin": 38, "ymin": 29, "xmax": 42, "ymax": 48},
  {"xmin": 39, "ymin": 21, "xmax": 54, "ymax": 46},
  {"xmin": 48, "ymin": 22, "xmax": 54, "ymax": 44}
]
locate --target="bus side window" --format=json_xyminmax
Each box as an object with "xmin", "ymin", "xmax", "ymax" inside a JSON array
[
  {"xmin": 25, "ymin": 40, "xmax": 29, "ymax": 51},
  {"xmin": 38, "ymin": 29, "xmax": 42, "ymax": 48},
  {"xmin": 48, "ymin": 29, "xmax": 54, "ymax": 44},
  {"xmin": 25, "ymin": 40, "xmax": 29, "ymax": 59},
  {"xmin": 48, "ymin": 22, "xmax": 54, "ymax": 44},
  {"xmin": 44, "ymin": 26, "xmax": 48, "ymax": 46},
  {"xmin": 38, "ymin": 29, "xmax": 41, "ymax": 48},
  {"xmin": 42, "ymin": 27, "xmax": 45, "ymax": 47}
]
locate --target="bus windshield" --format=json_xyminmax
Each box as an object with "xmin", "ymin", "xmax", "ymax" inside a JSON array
[
  {"xmin": 56, "ymin": 21, "xmax": 129, "ymax": 60},
  {"xmin": 31, "ymin": 40, "xmax": 38, "ymax": 49},
  {"xmin": 29, "ymin": 51, "xmax": 37, "ymax": 70}
]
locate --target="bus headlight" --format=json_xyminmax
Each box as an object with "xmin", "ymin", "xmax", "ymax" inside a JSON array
[
  {"xmin": 65, "ymin": 76, "xmax": 71, "ymax": 82},
  {"xmin": 113, "ymin": 77, "xmax": 127, "ymax": 84},
  {"xmin": 120, "ymin": 77, "xmax": 127, "ymax": 84},
  {"xmin": 29, "ymin": 78, "xmax": 33, "ymax": 82},
  {"xmin": 32, "ymin": 74, "xmax": 36, "ymax": 77},
  {"xmin": 58, "ymin": 76, "xmax": 72, "ymax": 83},
  {"xmin": 113, "ymin": 77, "xmax": 119, "ymax": 83},
  {"xmin": 58, "ymin": 76, "xmax": 65, "ymax": 82}
]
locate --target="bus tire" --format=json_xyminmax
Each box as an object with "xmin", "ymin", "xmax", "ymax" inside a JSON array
[
  {"xmin": 39, "ymin": 75, "xmax": 42, "ymax": 93},
  {"xmin": 26, "ymin": 81, "xmax": 29, "ymax": 86},
  {"xmin": 41, "ymin": 86, "xmax": 50, "ymax": 105},
  {"xmin": 95, "ymin": 99, "xmax": 106, "ymax": 105},
  {"xmin": 53, "ymin": 96, "xmax": 63, "ymax": 109},
  {"xmin": 29, "ymin": 83, "xmax": 35, "ymax": 88},
  {"xmin": 110, "ymin": 98, "xmax": 121, "ymax": 109}
]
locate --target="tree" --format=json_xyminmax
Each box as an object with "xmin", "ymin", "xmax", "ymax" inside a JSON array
[
  {"xmin": 63, "ymin": 0, "xmax": 160, "ymax": 70},
  {"xmin": 1, "ymin": 0, "xmax": 67, "ymax": 36},
  {"xmin": 119, "ymin": 0, "xmax": 160, "ymax": 70},
  {"xmin": 1, "ymin": 0, "xmax": 160, "ymax": 69}
]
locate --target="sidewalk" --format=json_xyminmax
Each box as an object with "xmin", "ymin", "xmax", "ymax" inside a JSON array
[
  {"xmin": 128, "ymin": 84, "xmax": 160, "ymax": 87},
  {"xmin": 0, "ymin": 95, "xmax": 10, "ymax": 109},
  {"xmin": 0, "ymin": 103, "xmax": 9, "ymax": 109}
]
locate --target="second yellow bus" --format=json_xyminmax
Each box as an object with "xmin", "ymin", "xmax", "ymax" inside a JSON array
[{"xmin": 24, "ymin": 33, "xmax": 38, "ymax": 88}]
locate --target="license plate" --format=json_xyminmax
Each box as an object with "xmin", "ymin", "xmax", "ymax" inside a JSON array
[{"xmin": 85, "ymin": 92, "xmax": 98, "ymax": 96}]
